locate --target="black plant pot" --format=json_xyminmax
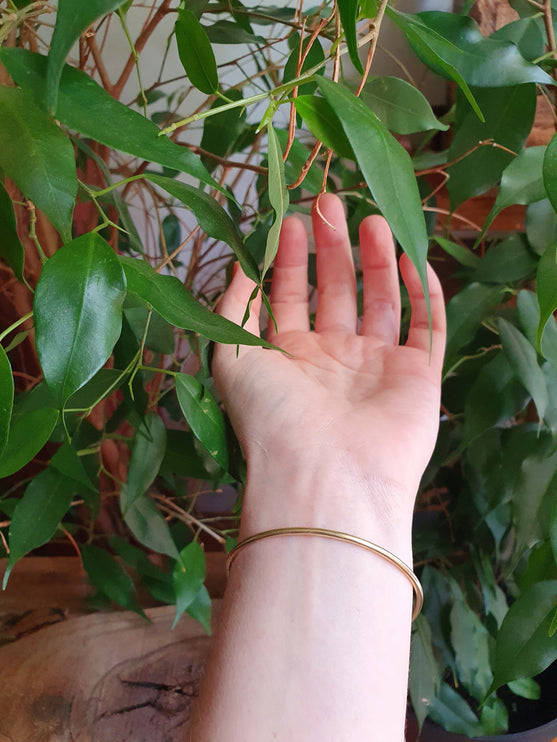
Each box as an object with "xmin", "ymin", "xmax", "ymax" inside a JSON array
[{"xmin": 407, "ymin": 717, "xmax": 557, "ymax": 742}]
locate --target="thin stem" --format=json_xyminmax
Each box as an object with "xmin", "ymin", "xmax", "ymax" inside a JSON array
[
  {"xmin": 118, "ymin": 8, "xmax": 147, "ymax": 116},
  {"xmin": 27, "ymin": 201, "xmax": 48, "ymax": 263},
  {"xmin": 0, "ymin": 311, "xmax": 34, "ymax": 344}
]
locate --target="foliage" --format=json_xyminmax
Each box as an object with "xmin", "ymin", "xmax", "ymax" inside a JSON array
[{"xmin": 0, "ymin": 0, "xmax": 556, "ymax": 734}]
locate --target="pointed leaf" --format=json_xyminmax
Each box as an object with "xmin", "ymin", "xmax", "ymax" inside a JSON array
[
  {"xmin": 517, "ymin": 289, "xmax": 557, "ymax": 368},
  {"xmin": 120, "ymin": 256, "xmax": 274, "ymax": 348},
  {"xmin": 0, "ymin": 49, "xmax": 219, "ymax": 192},
  {"xmin": 444, "ymin": 283, "xmax": 503, "ymax": 368},
  {"xmin": 543, "ymin": 132, "xmax": 557, "ymax": 213},
  {"xmin": 3, "ymin": 469, "xmax": 74, "ymax": 588},
  {"xmin": 205, "ymin": 20, "xmax": 264, "ymax": 44},
  {"xmin": 146, "ymin": 173, "xmax": 259, "ymax": 283},
  {"xmin": 283, "ymin": 34, "xmax": 325, "ymax": 95},
  {"xmin": 362, "ymin": 76, "xmax": 449, "ymax": 134},
  {"xmin": 0, "ymin": 346, "xmax": 13, "ymax": 461},
  {"xmin": 176, "ymin": 373, "xmax": 228, "ymax": 471},
  {"xmin": 120, "ymin": 491, "xmax": 179, "ymax": 559},
  {"xmin": 50, "ymin": 442, "xmax": 97, "ymax": 493},
  {"xmin": 0, "ymin": 87, "xmax": 77, "ymax": 242},
  {"xmin": 472, "ymin": 234, "xmax": 537, "ymax": 285},
  {"xmin": 200, "ymin": 89, "xmax": 246, "ymax": 173},
  {"xmin": 409, "ymin": 615, "xmax": 440, "ymax": 730},
  {"xmin": 46, "ymin": 0, "xmax": 127, "ymax": 112},
  {"xmin": 186, "ymin": 584, "xmax": 212, "ymax": 634},
  {"xmin": 433, "ymin": 237, "xmax": 480, "ymax": 268},
  {"xmin": 294, "ymin": 95, "xmax": 355, "ymax": 160},
  {"xmin": 0, "ymin": 407, "xmax": 58, "ymax": 479},
  {"xmin": 536, "ymin": 241, "xmax": 557, "ymax": 352},
  {"xmin": 507, "ymin": 678, "xmax": 541, "ymax": 700},
  {"xmin": 263, "ymin": 125, "xmax": 289, "ymax": 277},
  {"xmin": 34, "ymin": 233, "xmax": 127, "ymax": 408},
  {"xmin": 175, "ymin": 8, "xmax": 218, "ymax": 95},
  {"xmin": 81, "ymin": 544, "xmax": 145, "ymax": 616},
  {"xmin": 338, "ymin": 0, "xmax": 364, "ymax": 73},
  {"xmin": 172, "ymin": 540, "xmax": 206, "ymax": 629},
  {"xmin": 427, "ymin": 681, "xmax": 482, "ymax": 736},
  {"xmin": 317, "ymin": 77, "xmax": 430, "ymax": 316},
  {"xmin": 120, "ymin": 413, "xmax": 166, "ymax": 512},
  {"xmin": 0, "ymin": 181, "xmax": 24, "ymax": 281}
]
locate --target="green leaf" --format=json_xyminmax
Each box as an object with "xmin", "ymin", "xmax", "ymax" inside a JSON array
[
  {"xmin": 146, "ymin": 173, "xmax": 259, "ymax": 283},
  {"xmin": 536, "ymin": 242, "xmax": 557, "ymax": 352},
  {"xmin": 543, "ymin": 131, "xmax": 557, "ymax": 213},
  {"xmin": 507, "ymin": 677, "xmax": 541, "ymax": 700},
  {"xmin": 472, "ymin": 235, "xmax": 537, "ymax": 285},
  {"xmin": 447, "ymin": 85, "xmax": 537, "ymax": 209},
  {"xmin": 186, "ymin": 584, "xmax": 212, "ymax": 634},
  {"xmin": 275, "ymin": 128, "xmax": 324, "ymax": 195},
  {"xmin": 498, "ymin": 318, "xmax": 548, "ymax": 421},
  {"xmin": 121, "ymin": 413, "xmax": 166, "ymax": 513},
  {"xmin": 175, "ymin": 9, "xmax": 218, "ymax": 95},
  {"xmin": 0, "ymin": 49, "xmax": 218, "ymax": 192},
  {"xmin": 81, "ymin": 544, "xmax": 145, "ymax": 616},
  {"xmin": 433, "ymin": 236, "xmax": 479, "ymax": 268},
  {"xmin": 66, "ymin": 368, "xmax": 126, "ymax": 410},
  {"xmin": 204, "ymin": 20, "xmax": 265, "ymax": 44},
  {"xmin": 517, "ymin": 290, "xmax": 557, "ymax": 368},
  {"xmin": 124, "ymin": 297, "xmax": 175, "ymax": 356},
  {"xmin": 2, "ymin": 469, "xmax": 74, "ymax": 588},
  {"xmin": 444, "ymin": 283, "xmax": 504, "ymax": 368},
  {"xmin": 478, "ymin": 147, "xmax": 547, "ymax": 241},
  {"xmin": 120, "ymin": 491, "xmax": 179, "ymax": 560},
  {"xmin": 34, "ymin": 232, "xmax": 127, "ymax": 409},
  {"xmin": 176, "ymin": 373, "xmax": 228, "ymax": 472},
  {"xmin": 263, "ymin": 125, "xmax": 289, "ymax": 278},
  {"xmin": 172, "ymin": 540, "xmax": 206, "ymax": 629},
  {"xmin": 0, "ymin": 87, "xmax": 77, "ymax": 242},
  {"xmin": 490, "ymin": 16, "xmax": 545, "ymax": 61},
  {"xmin": 0, "ymin": 407, "xmax": 58, "ymax": 479},
  {"xmin": 50, "ymin": 442, "xmax": 97, "ymax": 493},
  {"xmin": 409, "ymin": 615, "xmax": 440, "ymax": 730},
  {"xmin": 294, "ymin": 96, "xmax": 355, "ymax": 160},
  {"xmin": 491, "ymin": 580, "xmax": 557, "ymax": 691},
  {"xmin": 283, "ymin": 34, "xmax": 325, "ymax": 96},
  {"xmin": 161, "ymin": 430, "xmax": 211, "ymax": 480},
  {"xmin": 200, "ymin": 89, "xmax": 246, "ymax": 173},
  {"xmin": 338, "ymin": 0, "xmax": 364, "ymax": 73},
  {"xmin": 110, "ymin": 535, "xmax": 174, "ymax": 604},
  {"xmin": 120, "ymin": 256, "xmax": 274, "ymax": 348},
  {"xmin": 317, "ymin": 77, "xmax": 430, "ymax": 318},
  {"xmin": 526, "ymin": 198, "xmax": 557, "ymax": 255},
  {"xmin": 385, "ymin": 8, "xmax": 483, "ymax": 121},
  {"xmin": 0, "ymin": 346, "xmax": 14, "ymax": 461},
  {"xmin": 46, "ymin": 0, "xmax": 127, "ymax": 112},
  {"xmin": 0, "ymin": 180, "xmax": 24, "ymax": 281},
  {"xmin": 362, "ymin": 77, "xmax": 449, "ymax": 135},
  {"xmin": 479, "ymin": 695, "xmax": 508, "ymax": 735},
  {"xmin": 427, "ymin": 681, "xmax": 482, "ymax": 736}
]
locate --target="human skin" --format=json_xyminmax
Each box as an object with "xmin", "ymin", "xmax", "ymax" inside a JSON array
[{"xmin": 188, "ymin": 193, "xmax": 446, "ymax": 741}]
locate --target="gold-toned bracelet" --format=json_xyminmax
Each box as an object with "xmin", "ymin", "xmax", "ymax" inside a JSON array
[{"xmin": 226, "ymin": 527, "xmax": 423, "ymax": 622}]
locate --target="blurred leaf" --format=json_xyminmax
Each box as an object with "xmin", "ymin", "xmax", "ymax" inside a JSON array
[
  {"xmin": 121, "ymin": 491, "xmax": 179, "ymax": 559},
  {"xmin": 517, "ymin": 290, "xmax": 557, "ymax": 367},
  {"xmin": 507, "ymin": 677, "xmax": 541, "ymax": 699},
  {"xmin": 186, "ymin": 584, "xmax": 212, "ymax": 634},
  {"xmin": 283, "ymin": 34, "xmax": 325, "ymax": 95},
  {"xmin": 204, "ymin": 20, "xmax": 264, "ymax": 44},
  {"xmin": 120, "ymin": 256, "xmax": 274, "ymax": 348},
  {"xmin": 46, "ymin": 0, "xmax": 127, "ymax": 111},
  {"xmin": 175, "ymin": 8, "xmax": 218, "ymax": 95},
  {"xmin": 0, "ymin": 181, "xmax": 24, "ymax": 281},
  {"xmin": 3, "ymin": 469, "xmax": 74, "ymax": 588},
  {"xmin": 0, "ymin": 87, "xmax": 76, "ymax": 242},
  {"xmin": 124, "ymin": 297, "xmax": 175, "ymax": 356},
  {"xmin": 34, "ymin": 233, "xmax": 126, "ymax": 409},
  {"xmin": 409, "ymin": 615, "xmax": 440, "ymax": 729},
  {"xmin": 161, "ymin": 213, "xmax": 181, "ymax": 252},
  {"xmin": 490, "ymin": 580, "xmax": 557, "ymax": 691},
  {"xmin": 472, "ymin": 235, "xmax": 536, "ymax": 285},
  {"xmin": 294, "ymin": 96, "xmax": 355, "ymax": 160},
  {"xmin": 50, "ymin": 442, "xmax": 97, "ymax": 493},
  {"xmin": 433, "ymin": 237, "xmax": 479, "ymax": 268},
  {"xmin": 478, "ymin": 147, "xmax": 546, "ymax": 241},
  {"xmin": 67, "ymin": 368, "xmax": 125, "ymax": 409},
  {"xmin": 536, "ymin": 242, "xmax": 557, "ymax": 353},
  {"xmin": 337, "ymin": 0, "xmax": 364, "ymax": 73},
  {"xmin": 444, "ymin": 283, "xmax": 503, "ymax": 368},
  {"xmin": 427, "ymin": 681, "xmax": 482, "ymax": 735},
  {"xmin": 0, "ymin": 346, "xmax": 13, "ymax": 461},
  {"xmin": 479, "ymin": 695, "xmax": 508, "ymax": 735},
  {"xmin": 362, "ymin": 77, "xmax": 448, "ymax": 135},
  {"xmin": 176, "ymin": 373, "xmax": 228, "ymax": 471},
  {"xmin": 263, "ymin": 125, "xmax": 289, "ymax": 277},
  {"xmin": 447, "ymin": 85, "xmax": 536, "ymax": 209},
  {"xmin": 81, "ymin": 544, "xmax": 145, "ymax": 617},
  {"xmin": 121, "ymin": 413, "xmax": 166, "ymax": 513},
  {"xmin": 526, "ymin": 198, "xmax": 557, "ymax": 255},
  {"xmin": 498, "ymin": 318, "xmax": 548, "ymax": 421},
  {"xmin": 543, "ymin": 132, "xmax": 557, "ymax": 213},
  {"xmin": 110, "ymin": 535, "xmax": 174, "ymax": 604},
  {"xmin": 200, "ymin": 89, "xmax": 246, "ymax": 173},
  {"xmin": 0, "ymin": 49, "xmax": 219, "ymax": 191},
  {"xmin": 0, "ymin": 407, "xmax": 58, "ymax": 479},
  {"xmin": 172, "ymin": 540, "xmax": 206, "ymax": 629},
  {"xmin": 318, "ymin": 78, "xmax": 430, "ymax": 319},
  {"xmin": 161, "ymin": 430, "xmax": 211, "ymax": 480}
]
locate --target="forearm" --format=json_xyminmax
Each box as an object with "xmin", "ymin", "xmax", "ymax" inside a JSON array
[{"xmin": 189, "ymin": 462, "xmax": 415, "ymax": 742}]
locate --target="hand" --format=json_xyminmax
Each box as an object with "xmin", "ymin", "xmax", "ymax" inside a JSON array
[{"xmin": 213, "ymin": 194, "xmax": 446, "ymax": 542}]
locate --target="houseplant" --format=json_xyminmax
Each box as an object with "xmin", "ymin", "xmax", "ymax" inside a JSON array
[{"xmin": 0, "ymin": 0, "xmax": 556, "ymax": 735}]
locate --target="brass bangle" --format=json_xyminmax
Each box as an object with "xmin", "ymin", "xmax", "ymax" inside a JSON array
[{"xmin": 226, "ymin": 526, "xmax": 423, "ymax": 621}]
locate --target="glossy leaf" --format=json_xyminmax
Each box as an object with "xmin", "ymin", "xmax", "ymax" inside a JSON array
[
  {"xmin": 81, "ymin": 544, "xmax": 145, "ymax": 616},
  {"xmin": 433, "ymin": 237, "xmax": 479, "ymax": 268},
  {"xmin": 120, "ymin": 256, "xmax": 274, "ymax": 348},
  {"xmin": 121, "ymin": 414, "xmax": 166, "ymax": 512},
  {"xmin": 283, "ymin": 34, "xmax": 325, "ymax": 96},
  {"xmin": 175, "ymin": 8, "xmax": 218, "ymax": 95},
  {"xmin": 338, "ymin": 0, "xmax": 364, "ymax": 73},
  {"xmin": 526, "ymin": 198, "xmax": 557, "ymax": 256},
  {"xmin": 0, "ymin": 346, "xmax": 13, "ymax": 461},
  {"xmin": 543, "ymin": 133, "xmax": 557, "ymax": 213},
  {"xmin": 491, "ymin": 580, "xmax": 557, "ymax": 691},
  {"xmin": 517, "ymin": 289, "xmax": 557, "ymax": 368},
  {"xmin": 385, "ymin": 8, "xmax": 483, "ymax": 121},
  {"xmin": 362, "ymin": 77, "xmax": 448, "ymax": 135},
  {"xmin": 124, "ymin": 297, "xmax": 175, "ymax": 356},
  {"xmin": 498, "ymin": 318, "xmax": 548, "ymax": 421},
  {"xmin": 317, "ymin": 78, "xmax": 430, "ymax": 315},
  {"xmin": 121, "ymin": 491, "xmax": 179, "ymax": 560},
  {"xmin": 447, "ymin": 85, "xmax": 537, "ymax": 209},
  {"xmin": 176, "ymin": 373, "xmax": 228, "ymax": 471},
  {"xmin": 536, "ymin": 242, "xmax": 557, "ymax": 352},
  {"xmin": 0, "ymin": 49, "xmax": 218, "ymax": 191},
  {"xmin": 0, "ymin": 181, "xmax": 24, "ymax": 281},
  {"xmin": 146, "ymin": 173, "xmax": 259, "ymax": 283},
  {"xmin": 478, "ymin": 147, "xmax": 546, "ymax": 241},
  {"xmin": 490, "ymin": 16, "xmax": 545, "ymax": 61},
  {"xmin": 444, "ymin": 284, "xmax": 503, "ymax": 368},
  {"xmin": 205, "ymin": 20, "xmax": 264, "ymax": 44},
  {"xmin": 408, "ymin": 615, "xmax": 440, "ymax": 729},
  {"xmin": 67, "ymin": 368, "xmax": 126, "ymax": 410},
  {"xmin": 472, "ymin": 235, "xmax": 537, "ymax": 285},
  {"xmin": 263, "ymin": 125, "xmax": 289, "ymax": 277},
  {"xmin": 294, "ymin": 96, "xmax": 355, "ymax": 160},
  {"xmin": 172, "ymin": 540, "xmax": 206, "ymax": 629},
  {"xmin": 34, "ymin": 233, "xmax": 127, "ymax": 408},
  {"xmin": 50, "ymin": 442, "xmax": 97, "ymax": 493},
  {"xmin": 3, "ymin": 469, "xmax": 74, "ymax": 588},
  {"xmin": 0, "ymin": 87, "xmax": 76, "ymax": 242},
  {"xmin": 427, "ymin": 681, "xmax": 482, "ymax": 736},
  {"xmin": 0, "ymin": 407, "xmax": 58, "ymax": 479},
  {"xmin": 46, "ymin": 0, "xmax": 127, "ymax": 111}
]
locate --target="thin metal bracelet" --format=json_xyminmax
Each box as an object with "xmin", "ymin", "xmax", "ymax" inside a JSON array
[{"xmin": 226, "ymin": 526, "xmax": 423, "ymax": 621}]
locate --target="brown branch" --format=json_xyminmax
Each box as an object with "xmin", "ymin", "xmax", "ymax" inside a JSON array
[
  {"xmin": 86, "ymin": 34, "xmax": 113, "ymax": 92},
  {"xmin": 187, "ymin": 145, "xmax": 267, "ymax": 174}
]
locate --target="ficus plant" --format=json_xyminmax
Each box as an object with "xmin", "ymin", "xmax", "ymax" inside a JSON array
[{"xmin": 0, "ymin": 0, "xmax": 556, "ymax": 735}]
